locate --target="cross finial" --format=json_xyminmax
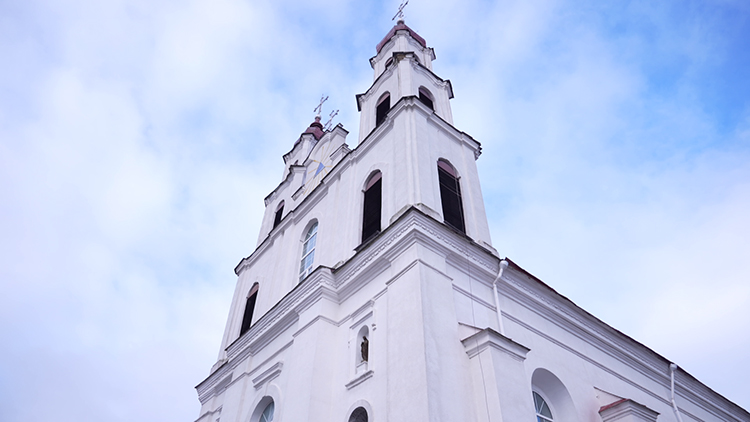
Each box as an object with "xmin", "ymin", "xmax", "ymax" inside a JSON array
[
  {"xmin": 392, "ymin": 0, "xmax": 409, "ymax": 22},
  {"xmin": 324, "ymin": 109, "xmax": 339, "ymax": 131},
  {"xmin": 313, "ymin": 95, "xmax": 329, "ymax": 117}
]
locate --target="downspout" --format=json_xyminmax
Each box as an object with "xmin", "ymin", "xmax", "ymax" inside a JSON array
[
  {"xmin": 670, "ymin": 363, "xmax": 685, "ymax": 422},
  {"xmin": 493, "ymin": 259, "xmax": 509, "ymax": 335}
]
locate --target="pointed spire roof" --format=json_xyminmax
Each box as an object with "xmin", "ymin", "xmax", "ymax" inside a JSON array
[{"xmin": 376, "ymin": 19, "xmax": 426, "ymax": 54}]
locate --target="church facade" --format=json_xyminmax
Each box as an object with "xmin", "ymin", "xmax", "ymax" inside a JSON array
[{"xmin": 193, "ymin": 21, "xmax": 749, "ymax": 422}]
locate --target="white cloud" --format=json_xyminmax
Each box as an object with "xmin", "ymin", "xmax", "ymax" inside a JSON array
[{"xmin": 1, "ymin": 0, "xmax": 748, "ymax": 419}]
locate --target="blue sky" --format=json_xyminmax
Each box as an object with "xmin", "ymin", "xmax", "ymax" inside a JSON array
[{"xmin": 1, "ymin": 0, "xmax": 748, "ymax": 420}]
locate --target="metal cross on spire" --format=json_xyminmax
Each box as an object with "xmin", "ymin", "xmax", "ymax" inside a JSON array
[
  {"xmin": 324, "ymin": 109, "xmax": 339, "ymax": 131},
  {"xmin": 313, "ymin": 95, "xmax": 329, "ymax": 117},
  {"xmin": 392, "ymin": 0, "xmax": 409, "ymax": 21}
]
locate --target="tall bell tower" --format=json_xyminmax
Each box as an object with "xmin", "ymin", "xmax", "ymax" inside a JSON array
[{"xmin": 194, "ymin": 19, "xmax": 501, "ymax": 422}]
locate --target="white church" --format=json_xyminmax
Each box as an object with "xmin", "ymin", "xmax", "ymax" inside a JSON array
[{"xmin": 193, "ymin": 20, "xmax": 749, "ymax": 422}]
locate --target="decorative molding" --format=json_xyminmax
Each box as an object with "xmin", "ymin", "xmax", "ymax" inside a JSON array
[
  {"xmin": 599, "ymin": 399, "xmax": 659, "ymax": 422},
  {"xmin": 247, "ymin": 309, "xmax": 299, "ymax": 356},
  {"xmin": 412, "ymin": 218, "xmax": 495, "ymax": 273},
  {"xmin": 462, "ymin": 327, "xmax": 530, "ymax": 362},
  {"xmin": 291, "ymin": 185, "xmax": 304, "ymax": 201},
  {"xmin": 350, "ymin": 300, "xmax": 375, "ymax": 326},
  {"xmin": 213, "ymin": 374, "xmax": 232, "ymax": 395},
  {"xmin": 292, "ymin": 314, "xmax": 340, "ymax": 338},
  {"xmin": 452, "ymin": 283, "xmax": 496, "ymax": 312},
  {"xmin": 194, "ymin": 406, "xmax": 222, "ymax": 422},
  {"xmin": 345, "ymin": 369, "xmax": 374, "ymax": 390},
  {"xmin": 252, "ymin": 361, "xmax": 283, "ymax": 390},
  {"xmin": 196, "ymin": 361, "xmax": 232, "ymax": 404}
]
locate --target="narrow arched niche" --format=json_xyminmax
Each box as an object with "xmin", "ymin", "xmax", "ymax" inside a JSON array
[
  {"xmin": 531, "ymin": 368, "xmax": 578, "ymax": 422},
  {"xmin": 355, "ymin": 325, "xmax": 370, "ymax": 374}
]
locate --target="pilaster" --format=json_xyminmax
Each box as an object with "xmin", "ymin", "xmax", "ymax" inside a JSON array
[{"xmin": 462, "ymin": 328, "xmax": 533, "ymax": 422}]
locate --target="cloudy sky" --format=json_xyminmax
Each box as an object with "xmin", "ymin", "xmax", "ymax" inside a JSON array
[{"xmin": 1, "ymin": 0, "xmax": 748, "ymax": 420}]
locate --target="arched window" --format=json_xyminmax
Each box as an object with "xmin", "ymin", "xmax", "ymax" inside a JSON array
[
  {"xmin": 418, "ymin": 86, "xmax": 434, "ymax": 111},
  {"xmin": 362, "ymin": 171, "xmax": 382, "ymax": 243},
  {"xmin": 531, "ymin": 368, "xmax": 577, "ymax": 422},
  {"xmin": 299, "ymin": 222, "xmax": 318, "ymax": 281},
  {"xmin": 533, "ymin": 391, "xmax": 553, "ymax": 422},
  {"xmin": 273, "ymin": 201, "xmax": 284, "ymax": 229},
  {"xmin": 259, "ymin": 401, "xmax": 275, "ymax": 422},
  {"xmin": 349, "ymin": 407, "xmax": 368, "ymax": 422},
  {"xmin": 437, "ymin": 160, "xmax": 465, "ymax": 233},
  {"xmin": 376, "ymin": 92, "xmax": 390, "ymax": 126},
  {"xmin": 240, "ymin": 283, "xmax": 259, "ymax": 336}
]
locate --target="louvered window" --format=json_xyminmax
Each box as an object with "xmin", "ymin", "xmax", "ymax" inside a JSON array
[
  {"xmin": 362, "ymin": 172, "xmax": 382, "ymax": 243},
  {"xmin": 239, "ymin": 283, "xmax": 259, "ymax": 336},
  {"xmin": 273, "ymin": 201, "xmax": 284, "ymax": 229},
  {"xmin": 438, "ymin": 160, "xmax": 465, "ymax": 233},
  {"xmin": 418, "ymin": 86, "xmax": 434, "ymax": 111},
  {"xmin": 376, "ymin": 93, "xmax": 390, "ymax": 126}
]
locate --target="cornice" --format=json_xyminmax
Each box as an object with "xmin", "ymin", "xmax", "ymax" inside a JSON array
[
  {"xmin": 599, "ymin": 399, "xmax": 659, "ymax": 422},
  {"xmin": 360, "ymin": 50, "xmax": 446, "ymax": 110},
  {"xmin": 453, "ymin": 283, "xmax": 496, "ymax": 312},
  {"xmin": 193, "ymin": 406, "xmax": 222, "ymax": 422},
  {"xmin": 356, "ymin": 63, "xmax": 397, "ymax": 110},
  {"xmin": 393, "ymin": 96, "xmax": 482, "ymax": 158},
  {"xmin": 499, "ymin": 263, "xmax": 749, "ymax": 421},
  {"xmin": 462, "ymin": 327, "xmax": 530, "ymax": 361},
  {"xmin": 408, "ymin": 58, "xmax": 454, "ymax": 98}
]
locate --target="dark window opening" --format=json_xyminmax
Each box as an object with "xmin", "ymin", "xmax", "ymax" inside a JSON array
[
  {"xmin": 376, "ymin": 93, "xmax": 390, "ymax": 126},
  {"xmin": 438, "ymin": 160, "xmax": 465, "ymax": 233},
  {"xmin": 362, "ymin": 172, "xmax": 382, "ymax": 243},
  {"xmin": 349, "ymin": 407, "xmax": 368, "ymax": 422},
  {"xmin": 273, "ymin": 201, "xmax": 284, "ymax": 229},
  {"xmin": 385, "ymin": 57, "xmax": 394, "ymax": 68},
  {"xmin": 240, "ymin": 283, "xmax": 259, "ymax": 336},
  {"xmin": 418, "ymin": 87, "xmax": 434, "ymax": 111}
]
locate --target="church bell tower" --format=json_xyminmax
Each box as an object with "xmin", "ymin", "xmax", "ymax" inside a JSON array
[{"xmin": 194, "ymin": 19, "xmax": 502, "ymax": 422}]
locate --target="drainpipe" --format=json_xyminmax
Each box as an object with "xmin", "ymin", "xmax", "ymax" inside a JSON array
[
  {"xmin": 670, "ymin": 363, "xmax": 685, "ymax": 422},
  {"xmin": 493, "ymin": 259, "xmax": 509, "ymax": 335}
]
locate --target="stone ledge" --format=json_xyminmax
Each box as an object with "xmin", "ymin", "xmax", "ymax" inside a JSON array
[
  {"xmin": 599, "ymin": 398, "xmax": 659, "ymax": 422},
  {"xmin": 462, "ymin": 327, "xmax": 530, "ymax": 361}
]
